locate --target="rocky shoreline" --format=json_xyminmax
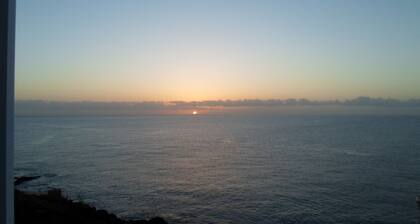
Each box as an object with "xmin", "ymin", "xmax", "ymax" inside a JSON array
[{"xmin": 15, "ymin": 176, "xmax": 168, "ymax": 224}]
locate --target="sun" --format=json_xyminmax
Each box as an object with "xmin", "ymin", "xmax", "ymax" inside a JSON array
[{"xmin": 192, "ymin": 111, "xmax": 198, "ymax": 115}]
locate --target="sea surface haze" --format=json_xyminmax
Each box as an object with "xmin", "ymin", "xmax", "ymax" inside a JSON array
[{"xmin": 15, "ymin": 115, "xmax": 420, "ymax": 224}]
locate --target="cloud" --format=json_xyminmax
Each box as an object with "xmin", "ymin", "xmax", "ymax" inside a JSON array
[
  {"xmin": 15, "ymin": 97, "xmax": 420, "ymax": 116},
  {"xmin": 169, "ymin": 97, "xmax": 420, "ymax": 107}
]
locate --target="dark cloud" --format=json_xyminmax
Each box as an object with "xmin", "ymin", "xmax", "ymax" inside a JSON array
[
  {"xmin": 15, "ymin": 97, "xmax": 420, "ymax": 116},
  {"xmin": 168, "ymin": 97, "xmax": 420, "ymax": 107}
]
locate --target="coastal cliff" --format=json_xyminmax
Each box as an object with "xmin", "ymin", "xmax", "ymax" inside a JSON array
[{"xmin": 15, "ymin": 176, "xmax": 168, "ymax": 224}]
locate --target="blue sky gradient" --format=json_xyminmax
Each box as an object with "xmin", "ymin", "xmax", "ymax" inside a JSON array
[{"xmin": 16, "ymin": 0, "xmax": 420, "ymax": 101}]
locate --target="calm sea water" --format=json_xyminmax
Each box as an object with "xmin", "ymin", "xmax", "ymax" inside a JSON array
[{"xmin": 15, "ymin": 115, "xmax": 420, "ymax": 224}]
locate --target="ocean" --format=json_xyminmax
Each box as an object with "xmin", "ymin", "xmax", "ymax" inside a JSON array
[{"xmin": 15, "ymin": 115, "xmax": 420, "ymax": 224}]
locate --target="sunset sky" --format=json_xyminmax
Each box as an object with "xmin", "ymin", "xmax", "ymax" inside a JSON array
[{"xmin": 15, "ymin": 0, "xmax": 420, "ymax": 102}]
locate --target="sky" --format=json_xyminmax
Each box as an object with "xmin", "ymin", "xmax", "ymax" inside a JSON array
[{"xmin": 15, "ymin": 0, "xmax": 420, "ymax": 102}]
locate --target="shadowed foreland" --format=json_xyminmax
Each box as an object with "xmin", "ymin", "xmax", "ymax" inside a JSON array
[{"xmin": 15, "ymin": 177, "xmax": 168, "ymax": 224}]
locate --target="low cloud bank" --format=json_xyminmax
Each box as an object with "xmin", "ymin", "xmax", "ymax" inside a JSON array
[
  {"xmin": 169, "ymin": 96, "xmax": 420, "ymax": 107},
  {"xmin": 15, "ymin": 96, "xmax": 420, "ymax": 116}
]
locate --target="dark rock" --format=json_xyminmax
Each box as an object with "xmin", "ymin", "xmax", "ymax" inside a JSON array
[
  {"xmin": 15, "ymin": 189, "xmax": 169, "ymax": 224},
  {"xmin": 148, "ymin": 217, "xmax": 168, "ymax": 224},
  {"xmin": 129, "ymin": 220, "xmax": 148, "ymax": 224},
  {"xmin": 46, "ymin": 188, "xmax": 63, "ymax": 200},
  {"xmin": 14, "ymin": 175, "xmax": 41, "ymax": 185},
  {"xmin": 96, "ymin": 209, "xmax": 110, "ymax": 219}
]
